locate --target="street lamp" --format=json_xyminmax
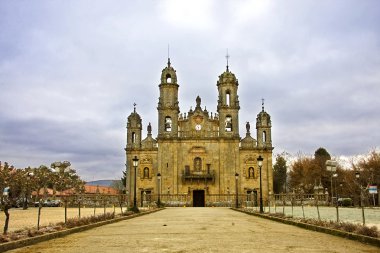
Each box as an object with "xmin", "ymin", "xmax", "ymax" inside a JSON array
[
  {"xmin": 257, "ymin": 155, "xmax": 264, "ymax": 213},
  {"xmin": 124, "ymin": 163, "xmax": 128, "ymax": 194},
  {"xmin": 355, "ymin": 171, "xmax": 361, "ymax": 206},
  {"xmin": 132, "ymin": 156, "xmax": 139, "ymax": 212},
  {"xmin": 157, "ymin": 172, "xmax": 161, "ymax": 207},
  {"xmin": 235, "ymin": 172, "xmax": 239, "ymax": 208},
  {"xmin": 23, "ymin": 172, "xmax": 34, "ymax": 209},
  {"xmin": 333, "ymin": 173, "xmax": 338, "ymax": 205},
  {"xmin": 355, "ymin": 171, "xmax": 366, "ymax": 225},
  {"xmin": 326, "ymin": 160, "xmax": 337, "ymax": 206}
]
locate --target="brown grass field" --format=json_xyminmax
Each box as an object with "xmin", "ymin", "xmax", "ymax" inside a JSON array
[{"xmin": 0, "ymin": 206, "xmax": 125, "ymax": 232}]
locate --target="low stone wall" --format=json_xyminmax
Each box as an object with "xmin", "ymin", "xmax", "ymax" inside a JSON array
[{"xmin": 232, "ymin": 208, "xmax": 380, "ymax": 248}]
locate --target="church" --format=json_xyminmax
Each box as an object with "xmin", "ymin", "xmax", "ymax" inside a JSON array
[{"xmin": 125, "ymin": 58, "xmax": 273, "ymax": 207}]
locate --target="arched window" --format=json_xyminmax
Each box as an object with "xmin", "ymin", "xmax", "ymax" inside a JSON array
[
  {"xmin": 132, "ymin": 132, "xmax": 136, "ymax": 143},
  {"xmin": 165, "ymin": 116, "xmax": 172, "ymax": 131},
  {"xmin": 226, "ymin": 91, "xmax": 231, "ymax": 106},
  {"xmin": 143, "ymin": 167, "xmax": 149, "ymax": 179},
  {"xmin": 263, "ymin": 131, "xmax": 266, "ymax": 142},
  {"xmin": 194, "ymin": 157, "xmax": 202, "ymax": 171},
  {"xmin": 225, "ymin": 116, "xmax": 232, "ymax": 132},
  {"xmin": 248, "ymin": 167, "xmax": 254, "ymax": 178},
  {"xmin": 166, "ymin": 74, "xmax": 172, "ymax": 83}
]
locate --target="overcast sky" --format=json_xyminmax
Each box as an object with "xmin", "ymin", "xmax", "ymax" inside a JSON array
[{"xmin": 1, "ymin": 0, "xmax": 379, "ymax": 181}]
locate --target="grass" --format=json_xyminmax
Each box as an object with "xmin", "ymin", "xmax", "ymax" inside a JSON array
[
  {"xmin": 0, "ymin": 210, "xmax": 137, "ymax": 243},
  {"xmin": 265, "ymin": 211, "xmax": 379, "ymax": 238}
]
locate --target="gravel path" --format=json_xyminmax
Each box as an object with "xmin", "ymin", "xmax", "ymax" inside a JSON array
[{"xmin": 8, "ymin": 207, "xmax": 380, "ymax": 253}]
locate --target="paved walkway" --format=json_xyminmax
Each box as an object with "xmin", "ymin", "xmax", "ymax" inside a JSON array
[{"xmin": 9, "ymin": 208, "xmax": 379, "ymax": 253}]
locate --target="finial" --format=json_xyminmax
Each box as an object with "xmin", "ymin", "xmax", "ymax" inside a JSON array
[
  {"xmin": 261, "ymin": 98, "xmax": 264, "ymax": 112},
  {"xmin": 133, "ymin": 103, "xmax": 137, "ymax": 113},
  {"xmin": 147, "ymin": 122, "xmax": 152, "ymax": 135},
  {"xmin": 167, "ymin": 44, "xmax": 171, "ymax": 67},
  {"xmin": 225, "ymin": 48, "xmax": 230, "ymax": 72}
]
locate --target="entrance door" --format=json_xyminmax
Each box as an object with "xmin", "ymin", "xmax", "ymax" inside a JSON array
[
  {"xmin": 247, "ymin": 190, "xmax": 258, "ymax": 207},
  {"xmin": 193, "ymin": 190, "xmax": 205, "ymax": 207}
]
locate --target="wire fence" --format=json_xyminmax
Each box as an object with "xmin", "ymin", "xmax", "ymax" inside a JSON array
[{"xmin": 4, "ymin": 193, "xmax": 377, "ymax": 233}]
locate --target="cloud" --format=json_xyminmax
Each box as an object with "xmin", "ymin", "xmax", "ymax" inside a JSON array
[{"xmin": 1, "ymin": 0, "xmax": 379, "ymax": 180}]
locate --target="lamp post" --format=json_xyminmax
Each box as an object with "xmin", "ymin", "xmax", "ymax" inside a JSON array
[
  {"xmin": 124, "ymin": 163, "xmax": 128, "ymax": 194},
  {"xmin": 257, "ymin": 155, "xmax": 264, "ymax": 213},
  {"xmin": 157, "ymin": 172, "xmax": 161, "ymax": 207},
  {"xmin": 235, "ymin": 173, "xmax": 239, "ymax": 208},
  {"xmin": 355, "ymin": 171, "xmax": 365, "ymax": 225},
  {"xmin": 326, "ymin": 160, "xmax": 337, "ymax": 206},
  {"xmin": 23, "ymin": 172, "xmax": 34, "ymax": 210},
  {"xmin": 333, "ymin": 173, "xmax": 338, "ymax": 205},
  {"xmin": 132, "ymin": 156, "xmax": 139, "ymax": 212}
]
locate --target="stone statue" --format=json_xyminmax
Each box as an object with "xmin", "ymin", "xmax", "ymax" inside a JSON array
[
  {"xmin": 196, "ymin": 96, "xmax": 201, "ymax": 108},
  {"xmin": 246, "ymin": 121, "xmax": 250, "ymax": 133}
]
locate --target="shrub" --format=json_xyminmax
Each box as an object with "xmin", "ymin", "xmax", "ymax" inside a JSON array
[
  {"xmin": 339, "ymin": 222, "xmax": 357, "ymax": 233},
  {"xmin": 0, "ymin": 235, "xmax": 9, "ymax": 243},
  {"xmin": 355, "ymin": 225, "xmax": 378, "ymax": 238}
]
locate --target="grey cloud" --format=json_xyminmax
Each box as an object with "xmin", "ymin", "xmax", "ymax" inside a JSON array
[{"xmin": 1, "ymin": 1, "xmax": 379, "ymax": 180}]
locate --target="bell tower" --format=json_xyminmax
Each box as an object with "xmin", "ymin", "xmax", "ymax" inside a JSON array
[
  {"xmin": 126, "ymin": 104, "xmax": 142, "ymax": 149},
  {"xmin": 256, "ymin": 100, "xmax": 272, "ymax": 148},
  {"xmin": 157, "ymin": 58, "xmax": 180, "ymax": 139},
  {"xmin": 217, "ymin": 56, "xmax": 240, "ymax": 138}
]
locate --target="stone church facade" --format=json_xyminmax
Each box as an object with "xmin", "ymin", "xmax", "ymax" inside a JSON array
[{"xmin": 125, "ymin": 59, "xmax": 273, "ymax": 207}]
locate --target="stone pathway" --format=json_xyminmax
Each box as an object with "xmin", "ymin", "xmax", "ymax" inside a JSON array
[{"xmin": 9, "ymin": 208, "xmax": 379, "ymax": 253}]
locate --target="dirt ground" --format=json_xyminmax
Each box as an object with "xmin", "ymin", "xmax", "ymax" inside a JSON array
[
  {"xmin": 0, "ymin": 206, "xmax": 127, "ymax": 232},
  {"xmin": 7, "ymin": 207, "xmax": 380, "ymax": 253}
]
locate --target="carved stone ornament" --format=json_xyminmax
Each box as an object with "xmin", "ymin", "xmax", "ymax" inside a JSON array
[
  {"xmin": 194, "ymin": 115, "xmax": 204, "ymax": 124},
  {"xmin": 141, "ymin": 156, "xmax": 152, "ymax": 164},
  {"xmin": 245, "ymin": 155, "xmax": 255, "ymax": 163}
]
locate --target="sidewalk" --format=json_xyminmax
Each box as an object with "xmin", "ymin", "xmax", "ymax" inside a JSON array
[{"xmin": 8, "ymin": 208, "xmax": 380, "ymax": 253}]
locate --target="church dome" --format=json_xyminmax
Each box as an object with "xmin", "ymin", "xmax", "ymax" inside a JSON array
[
  {"xmin": 127, "ymin": 106, "xmax": 142, "ymax": 127},
  {"xmin": 161, "ymin": 58, "xmax": 177, "ymax": 84},
  {"xmin": 128, "ymin": 111, "xmax": 141, "ymax": 121},
  {"xmin": 256, "ymin": 110, "xmax": 271, "ymax": 127},
  {"xmin": 217, "ymin": 69, "xmax": 238, "ymax": 86}
]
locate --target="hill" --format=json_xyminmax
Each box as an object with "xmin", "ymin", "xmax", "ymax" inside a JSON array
[{"xmin": 86, "ymin": 180, "xmax": 119, "ymax": 187}]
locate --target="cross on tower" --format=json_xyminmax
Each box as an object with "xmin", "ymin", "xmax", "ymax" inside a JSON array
[
  {"xmin": 167, "ymin": 44, "xmax": 171, "ymax": 67},
  {"xmin": 133, "ymin": 103, "xmax": 137, "ymax": 113},
  {"xmin": 261, "ymin": 98, "xmax": 265, "ymax": 112},
  {"xmin": 226, "ymin": 49, "xmax": 230, "ymax": 71}
]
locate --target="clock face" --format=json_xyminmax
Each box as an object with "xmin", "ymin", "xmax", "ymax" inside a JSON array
[{"xmin": 195, "ymin": 124, "xmax": 202, "ymax": 131}]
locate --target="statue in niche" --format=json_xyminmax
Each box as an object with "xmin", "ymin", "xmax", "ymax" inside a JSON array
[
  {"xmin": 248, "ymin": 167, "xmax": 254, "ymax": 178},
  {"xmin": 194, "ymin": 157, "xmax": 202, "ymax": 171},
  {"xmin": 143, "ymin": 167, "xmax": 149, "ymax": 178}
]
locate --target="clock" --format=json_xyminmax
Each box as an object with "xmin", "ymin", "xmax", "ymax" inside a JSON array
[{"xmin": 195, "ymin": 124, "xmax": 202, "ymax": 131}]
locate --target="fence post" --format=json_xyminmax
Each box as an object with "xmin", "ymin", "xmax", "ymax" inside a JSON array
[
  {"xmin": 64, "ymin": 198, "xmax": 67, "ymax": 224},
  {"xmin": 316, "ymin": 196, "xmax": 321, "ymax": 221},
  {"xmin": 37, "ymin": 199, "xmax": 42, "ymax": 230},
  {"xmin": 103, "ymin": 196, "xmax": 106, "ymax": 217},
  {"xmin": 78, "ymin": 195, "xmax": 81, "ymax": 219}
]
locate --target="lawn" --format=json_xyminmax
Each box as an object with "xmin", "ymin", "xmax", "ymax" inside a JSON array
[{"xmin": 0, "ymin": 206, "xmax": 125, "ymax": 232}]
